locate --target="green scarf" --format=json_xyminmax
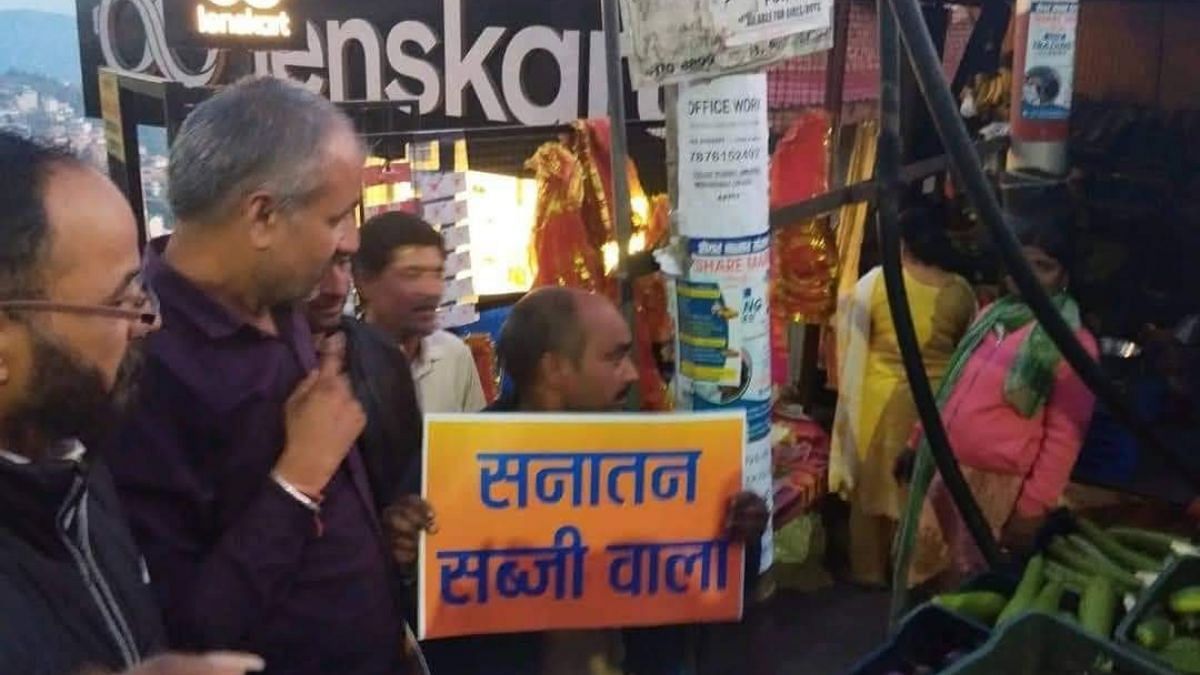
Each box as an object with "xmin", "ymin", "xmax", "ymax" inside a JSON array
[{"xmin": 889, "ymin": 293, "xmax": 1080, "ymax": 622}]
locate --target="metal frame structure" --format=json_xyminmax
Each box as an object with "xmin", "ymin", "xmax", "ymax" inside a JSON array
[{"xmin": 588, "ymin": 0, "xmax": 1196, "ymax": 619}]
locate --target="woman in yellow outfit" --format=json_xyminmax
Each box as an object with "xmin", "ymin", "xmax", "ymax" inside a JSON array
[{"xmin": 831, "ymin": 205, "xmax": 977, "ymax": 586}]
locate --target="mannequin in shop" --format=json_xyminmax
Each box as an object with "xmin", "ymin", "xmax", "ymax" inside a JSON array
[
  {"xmin": 105, "ymin": 77, "xmax": 416, "ymax": 675},
  {"xmin": 0, "ymin": 131, "xmax": 261, "ymax": 675},
  {"xmin": 353, "ymin": 212, "xmax": 487, "ymax": 414},
  {"xmin": 490, "ymin": 287, "xmax": 768, "ymax": 675}
]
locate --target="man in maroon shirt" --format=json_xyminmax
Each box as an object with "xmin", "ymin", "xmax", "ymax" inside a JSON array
[{"xmin": 107, "ymin": 77, "xmax": 413, "ymax": 674}]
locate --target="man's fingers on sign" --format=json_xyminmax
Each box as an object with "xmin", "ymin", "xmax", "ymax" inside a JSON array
[
  {"xmin": 725, "ymin": 491, "xmax": 769, "ymax": 543},
  {"xmin": 385, "ymin": 496, "xmax": 438, "ymax": 565}
]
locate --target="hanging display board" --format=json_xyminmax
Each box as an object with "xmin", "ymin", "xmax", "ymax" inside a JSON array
[{"xmin": 411, "ymin": 138, "xmax": 480, "ymax": 329}]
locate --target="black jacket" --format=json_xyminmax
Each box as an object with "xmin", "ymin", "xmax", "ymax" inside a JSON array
[
  {"xmin": 0, "ymin": 454, "xmax": 165, "ymax": 675},
  {"xmin": 341, "ymin": 317, "xmax": 424, "ymax": 630},
  {"xmin": 342, "ymin": 317, "xmax": 423, "ymax": 513}
]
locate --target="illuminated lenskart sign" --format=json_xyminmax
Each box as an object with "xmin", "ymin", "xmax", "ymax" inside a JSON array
[
  {"xmin": 160, "ymin": 0, "xmax": 307, "ymax": 49},
  {"xmin": 196, "ymin": 0, "xmax": 292, "ymax": 39}
]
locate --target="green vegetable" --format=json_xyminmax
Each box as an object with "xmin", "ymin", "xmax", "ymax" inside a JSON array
[
  {"xmin": 1047, "ymin": 537, "xmax": 1139, "ymax": 593},
  {"xmin": 1159, "ymin": 636, "xmax": 1200, "ymax": 673},
  {"xmin": 1066, "ymin": 534, "xmax": 1143, "ymax": 587},
  {"xmin": 1079, "ymin": 575, "xmax": 1117, "ymax": 638},
  {"xmin": 1169, "ymin": 586, "xmax": 1200, "ymax": 615},
  {"xmin": 1032, "ymin": 580, "xmax": 1065, "ymax": 614},
  {"xmin": 1044, "ymin": 559, "xmax": 1091, "ymax": 593},
  {"xmin": 1134, "ymin": 616, "xmax": 1174, "ymax": 651},
  {"xmin": 1180, "ymin": 614, "xmax": 1200, "ymax": 635},
  {"xmin": 933, "ymin": 591, "xmax": 1009, "ymax": 625},
  {"xmin": 1077, "ymin": 518, "xmax": 1161, "ymax": 571},
  {"xmin": 1108, "ymin": 526, "xmax": 1196, "ymax": 557},
  {"xmin": 997, "ymin": 555, "xmax": 1046, "ymax": 624}
]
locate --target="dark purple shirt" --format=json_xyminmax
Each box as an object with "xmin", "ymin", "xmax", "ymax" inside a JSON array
[{"xmin": 106, "ymin": 240, "xmax": 404, "ymax": 675}]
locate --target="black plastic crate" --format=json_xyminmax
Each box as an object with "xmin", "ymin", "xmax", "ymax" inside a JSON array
[
  {"xmin": 943, "ymin": 613, "xmax": 1171, "ymax": 675},
  {"xmin": 1115, "ymin": 556, "xmax": 1200, "ymax": 670},
  {"xmin": 847, "ymin": 604, "xmax": 990, "ymax": 675}
]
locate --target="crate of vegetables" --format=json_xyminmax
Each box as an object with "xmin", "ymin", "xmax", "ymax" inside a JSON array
[
  {"xmin": 848, "ymin": 604, "xmax": 989, "ymax": 675},
  {"xmin": 942, "ymin": 613, "xmax": 1171, "ymax": 674},
  {"xmin": 1116, "ymin": 556, "xmax": 1200, "ymax": 674}
]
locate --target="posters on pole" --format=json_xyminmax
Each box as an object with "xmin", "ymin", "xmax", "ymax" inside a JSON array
[
  {"xmin": 671, "ymin": 73, "xmax": 774, "ymax": 570},
  {"xmin": 711, "ymin": 0, "xmax": 834, "ymax": 47},
  {"xmin": 419, "ymin": 413, "xmax": 747, "ymax": 639},
  {"xmin": 619, "ymin": 0, "xmax": 833, "ymax": 89},
  {"xmin": 676, "ymin": 73, "xmax": 770, "ymax": 241},
  {"xmin": 1020, "ymin": 0, "xmax": 1078, "ymax": 121}
]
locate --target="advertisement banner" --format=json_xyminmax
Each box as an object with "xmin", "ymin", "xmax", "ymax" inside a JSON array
[
  {"xmin": 676, "ymin": 280, "xmax": 744, "ymax": 387},
  {"xmin": 619, "ymin": 0, "xmax": 831, "ymax": 88},
  {"xmin": 711, "ymin": 0, "xmax": 833, "ymax": 47},
  {"xmin": 676, "ymin": 73, "xmax": 771, "ymax": 240},
  {"xmin": 1020, "ymin": 0, "xmax": 1078, "ymax": 122},
  {"xmin": 419, "ymin": 412, "xmax": 747, "ymax": 639}
]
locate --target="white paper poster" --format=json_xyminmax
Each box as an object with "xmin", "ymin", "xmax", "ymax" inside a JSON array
[
  {"xmin": 1021, "ymin": 0, "xmax": 1078, "ymax": 121},
  {"xmin": 712, "ymin": 0, "xmax": 833, "ymax": 47},
  {"xmin": 620, "ymin": 0, "xmax": 832, "ymax": 88},
  {"xmin": 676, "ymin": 74, "xmax": 770, "ymax": 240}
]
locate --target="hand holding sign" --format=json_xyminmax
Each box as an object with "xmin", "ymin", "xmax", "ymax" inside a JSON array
[{"xmin": 386, "ymin": 495, "xmax": 438, "ymax": 567}]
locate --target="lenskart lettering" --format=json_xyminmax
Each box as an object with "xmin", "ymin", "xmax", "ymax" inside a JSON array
[
  {"xmin": 90, "ymin": 0, "xmax": 663, "ymax": 126},
  {"xmin": 197, "ymin": 0, "xmax": 292, "ymax": 39}
]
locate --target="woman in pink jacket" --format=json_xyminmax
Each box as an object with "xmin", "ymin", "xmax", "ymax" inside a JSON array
[{"xmin": 904, "ymin": 215, "xmax": 1098, "ymax": 587}]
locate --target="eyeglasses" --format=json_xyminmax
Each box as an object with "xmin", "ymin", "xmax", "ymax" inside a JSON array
[{"xmin": 0, "ymin": 273, "xmax": 160, "ymax": 327}]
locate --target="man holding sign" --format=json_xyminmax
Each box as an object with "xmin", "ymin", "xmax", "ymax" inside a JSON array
[{"xmin": 418, "ymin": 287, "xmax": 767, "ymax": 675}]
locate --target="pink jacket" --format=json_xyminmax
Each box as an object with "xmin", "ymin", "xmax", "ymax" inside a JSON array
[{"xmin": 931, "ymin": 323, "xmax": 1099, "ymax": 517}]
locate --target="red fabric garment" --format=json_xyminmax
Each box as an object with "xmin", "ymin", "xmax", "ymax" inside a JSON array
[{"xmin": 770, "ymin": 112, "xmax": 838, "ymax": 325}]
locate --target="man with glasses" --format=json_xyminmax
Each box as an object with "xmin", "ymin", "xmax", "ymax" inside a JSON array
[
  {"xmin": 105, "ymin": 78, "xmax": 417, "ymax": 674},
  {"xmin": 0, "ymin": 131, "xmax": 262, "ymax": 674}
]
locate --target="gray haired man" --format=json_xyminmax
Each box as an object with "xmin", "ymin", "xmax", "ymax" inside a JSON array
[{"xmin": 105, "ymin": 77, "xmax": 423, "ymax": 674}]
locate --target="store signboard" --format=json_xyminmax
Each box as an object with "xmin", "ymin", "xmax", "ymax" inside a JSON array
[
  {"xmin": 161, "ymin": 0, "xmax": 311, "ymax": 50},
  {"xmin": 76, "ymin": 0, "xmax": 664, "ymax": 128},
  {"xmin": 419, "ymin": 412, "xmax": 746, "ymax": 638}
]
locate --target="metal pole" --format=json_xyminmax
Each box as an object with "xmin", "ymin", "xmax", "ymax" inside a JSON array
[
  {"xmin": 879, "ymin": 0, "xmax": 1001, "ymax": 625},
  {"xmin": 601, "ymin": 0, "xmax": 640, "ymax": 411}
]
